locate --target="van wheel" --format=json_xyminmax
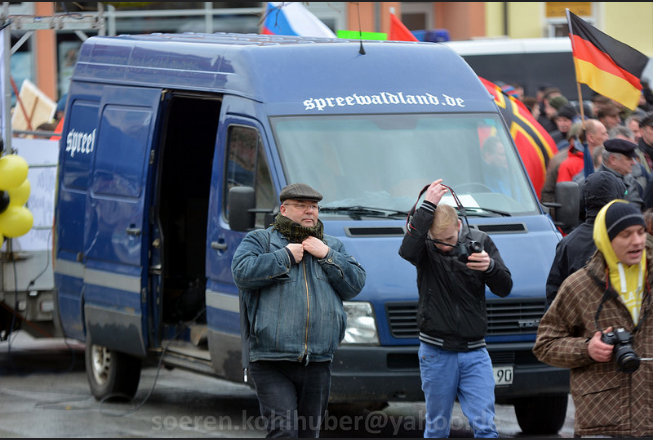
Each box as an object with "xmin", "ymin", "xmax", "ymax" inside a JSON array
[
  {"xmin": 513, "ymin": 395, "xmax": 568, "ymax": 435},
  {"xmin": 85, "ymin": 336, "xmax": 142, "ymax": 401}
]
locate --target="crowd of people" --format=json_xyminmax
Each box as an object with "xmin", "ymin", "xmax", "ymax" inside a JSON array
[
  {"xmin": 503, "ymin": 81, "xmax": 653, "ymax": 437},
  {"xmin": 505, "ymin": 80, "xmax": 653, "ymax": 219}
]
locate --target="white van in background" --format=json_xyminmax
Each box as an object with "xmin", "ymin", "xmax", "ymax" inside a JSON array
[{"xmin": 443, "ymin": 37, "xmax": 653, "ymax": 99}]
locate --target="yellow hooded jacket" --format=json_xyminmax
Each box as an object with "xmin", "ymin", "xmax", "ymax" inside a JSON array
[{"xmin": 593, "ymin": 200, "xmax": 645, "ymax": 324}]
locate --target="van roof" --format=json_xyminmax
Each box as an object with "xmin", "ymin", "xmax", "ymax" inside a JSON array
[{"xmin": 73, "ymin": 32, "xmax": 496, "ymax": 114}]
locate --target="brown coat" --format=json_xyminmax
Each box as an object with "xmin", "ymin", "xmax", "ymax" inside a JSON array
[{"xmin": 534, "ymin": 249, "xmax": 653, "ymax": 437}]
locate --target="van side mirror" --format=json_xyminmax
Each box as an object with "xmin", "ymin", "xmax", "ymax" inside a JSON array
[
  {"xmin": 553, "ymin": 181, "xmax": 581, "ymax": 231},
  {"xmin": 228, "ymin": 186, "xmax": 256, "ymax": 232}
]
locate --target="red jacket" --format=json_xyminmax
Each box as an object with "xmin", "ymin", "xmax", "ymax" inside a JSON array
[{"xmin": 556, "ymin": 148, "xmax": 584, "ymax": 182}]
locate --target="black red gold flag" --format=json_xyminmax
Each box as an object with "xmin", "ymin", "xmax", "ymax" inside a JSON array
[
  {"xmin": 479, "ymin": 77, "xmax": 558, "ymax": 198},
  {"xmin": 567, "ymin": 10, "xmax": 648, "ymax": 110}
]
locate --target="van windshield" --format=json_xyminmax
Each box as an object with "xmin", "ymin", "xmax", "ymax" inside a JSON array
[{"xmin": 271, "ymin": 113, "xmax": 539, "ymax": 217}]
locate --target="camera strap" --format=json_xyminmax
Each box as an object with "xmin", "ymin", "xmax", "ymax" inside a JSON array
[
  {"xmin": 406, "ymin": 183, "xmax": 474, "ymax": 244},
  {"xmin": 593, "ymin": 269, "xmax": 617, "ymax": 333},
  {"xmin": 406, "ymin": 184, "xmax": 431, "ymax": 231}
]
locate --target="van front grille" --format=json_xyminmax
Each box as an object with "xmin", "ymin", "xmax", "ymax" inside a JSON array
[{"xmin": 385, "ymin": 298, "xmax": 546, "ymax": 339}]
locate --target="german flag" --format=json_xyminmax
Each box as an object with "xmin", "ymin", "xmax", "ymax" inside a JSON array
[
  {"xmin": 480, "ymin": 77, "xmax": 557, "ymax": 198},
  {"xmin": 567, "ymin": 10, "xmax": 648, "ymax": 110}
]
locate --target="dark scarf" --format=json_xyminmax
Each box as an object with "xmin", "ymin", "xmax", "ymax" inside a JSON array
[{"xmin": 272, "ymin": 213, "xmax": 324, "ymax": 243}]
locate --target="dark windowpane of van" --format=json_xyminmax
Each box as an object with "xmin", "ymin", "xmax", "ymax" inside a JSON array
[
  {"xmin": 226, "ymin": 126, "xmax": 256, "ymax": 189},
  {"xmin": 255, "ymin": 140, "xmax": 275, "ymax": 228},
  {"xmin": 224, "ymin": 125, "xmax": 257, "ymax": 221},
  {"xmin": 224, "ymin": 125, "xmax": 275, "ymax": 227}
]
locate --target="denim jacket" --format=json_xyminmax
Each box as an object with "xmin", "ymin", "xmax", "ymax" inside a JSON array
[{"xmin": 232, "ymin": 227, "xmax": 366, "ymax": 364}]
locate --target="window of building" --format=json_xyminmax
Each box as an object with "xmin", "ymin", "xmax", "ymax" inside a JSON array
[
  {"xmin": 401, "ymin": 2, "xmax": 433, "ymax": 30},
  {"xmin": 545, "ymin": 2, "xmax": 593, "ymax": 38}
]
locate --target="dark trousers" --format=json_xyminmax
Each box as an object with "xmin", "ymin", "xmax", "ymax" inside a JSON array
[{"xmin": 248, "ymin": 360, "xmax": 332, "ymax": 438}]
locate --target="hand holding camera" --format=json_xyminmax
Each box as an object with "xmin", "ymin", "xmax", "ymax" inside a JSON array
[
  {"xmin": 601, "ymin": 327, "xmax": 641, "ymax": 373},
  {"xmin": 462, "ymin": 247, "xmax": 489, "ymax": 271},
  {"xmin": 589, "ymin": 327, "xmax": 615, "ymax": 363},
  {"xmin": 590, "ymin": 326, "xmax": 642, "ymax": 373}
]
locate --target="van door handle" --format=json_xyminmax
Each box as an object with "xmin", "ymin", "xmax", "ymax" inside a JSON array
[
  {"xmin": 211, "ymin": 241, "xmax": 227, "ymax": 251},
  {"xmin": 126, "ymin": 227, "xmax": 142, "ymax": 236}
]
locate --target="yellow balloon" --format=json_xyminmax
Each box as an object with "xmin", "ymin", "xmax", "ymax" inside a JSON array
[
  {"xmin": 7, "ymin": 179, "xmax": 31, "ymax": 207},
  {"xmin": 0, "ymin": 206, "xmax": 33, "ymax": 237},
  {"xmin": 0, "ymin": 233, "xmax": 3, "ymax": 249},
  {"xmin": 0, "ymin": 155, "xmax": 29, "ymax": 190}
]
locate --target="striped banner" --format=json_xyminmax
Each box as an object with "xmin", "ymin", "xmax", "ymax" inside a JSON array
[{"xmin": 480, "ymin": 77, "xmax": 558, "ymax": 198}]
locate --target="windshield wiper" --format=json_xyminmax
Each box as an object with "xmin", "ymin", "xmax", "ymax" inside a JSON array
[
  {"xmin": 319, "ymin": 206, "xmax": 410, "ymax": 219},
  {"xmin": 456, "ymin": 206, "xmax": 512, "ymax": 217}
]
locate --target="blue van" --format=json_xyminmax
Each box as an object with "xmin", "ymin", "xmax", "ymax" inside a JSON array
[{"xmin": 53, "ymin": 33, "xmax": 569, "ymax": 434}]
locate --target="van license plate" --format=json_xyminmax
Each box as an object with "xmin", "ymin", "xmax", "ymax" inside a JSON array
[{"xmin": 493, "ymin": 366, "xmax": 513, "ymax": 385}]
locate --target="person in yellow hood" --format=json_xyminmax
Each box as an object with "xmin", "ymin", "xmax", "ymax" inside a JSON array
[{"xmin": 534, "ymin": 200, "xmax": 653, "ymax": 437}]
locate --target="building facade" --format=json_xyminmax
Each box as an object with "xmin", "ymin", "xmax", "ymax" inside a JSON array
[{"xmin": 6, "ymin": 2, "xmax": 653, "ymax": 106}]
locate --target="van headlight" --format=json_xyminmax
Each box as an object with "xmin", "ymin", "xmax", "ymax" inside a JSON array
[{"xmin": 342, "ymin": 301, "xmax": 379, "ymax": 345}]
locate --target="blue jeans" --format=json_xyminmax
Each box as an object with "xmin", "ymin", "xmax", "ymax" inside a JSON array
[
  {"xmin": 248, "ymin": 360, "xmax": 331, "ymax": 438},
  {"xmin": 418, "ymin": 342, "xmax": 498, "ymax": 438}
]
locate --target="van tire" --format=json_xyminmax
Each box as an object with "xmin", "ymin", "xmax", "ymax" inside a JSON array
[
  {"xmin": 85, "ymin": 336, "xmax": 142, "ymax": 401},
  {"xmin": 513, "ymin": 395, "xmax": 568, "ymax": 434}
]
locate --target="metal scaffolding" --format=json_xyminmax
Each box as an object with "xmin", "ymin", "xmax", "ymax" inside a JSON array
[{"xmin": 0, "ymin": 2, "xmax": 106, "ymax": 152}]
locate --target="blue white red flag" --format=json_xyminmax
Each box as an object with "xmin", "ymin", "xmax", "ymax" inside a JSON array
[{"xmin": 261, "ymin": 2, "xmax": 336, "ymax": 38}]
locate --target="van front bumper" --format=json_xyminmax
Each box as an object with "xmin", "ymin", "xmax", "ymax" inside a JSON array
[{"xmin": 329, "ymin": 344, "xmax": 570, "ymax": 404}]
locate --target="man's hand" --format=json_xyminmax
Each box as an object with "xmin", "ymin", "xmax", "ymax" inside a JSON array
[
  {"xmin": 588, "ymin": 327, "xmax": 614, "ymax": 363},
  {"xmin": 303, "ymin": 236, "xmax": 329, "ymax": 259},
  {"xmin": 286, "ymin": 243, "xmax": 304, "ymax": 263},
  {"xmin": 466, "ymin": 250, "xmax": 491, "ymax": 272},
  {"xmin": 424, "ymin": 179, "xmax": 448, "ymax": 205}
]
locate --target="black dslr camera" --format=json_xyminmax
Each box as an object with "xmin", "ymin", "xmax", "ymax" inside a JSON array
[
  {"xmin": 457, "ymin": 239, "xmax": 484, "ymax": 263},
  {"xmin": 601, "ymin": 328, "xmax": 641, "ymax": 373}
]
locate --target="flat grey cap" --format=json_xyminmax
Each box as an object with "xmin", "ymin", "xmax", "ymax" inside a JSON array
[{"xmin": 279, "ymin": 183, "xmax": 323, "ymax": 202}]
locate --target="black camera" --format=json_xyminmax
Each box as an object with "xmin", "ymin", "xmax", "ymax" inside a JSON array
[
  {"xmin": 457, "ymin": 240, "xmax": 484, "ymax": 263},
  {"xmin": 601, "ymin": 328, "xmax": 640, "ymax": 373}
]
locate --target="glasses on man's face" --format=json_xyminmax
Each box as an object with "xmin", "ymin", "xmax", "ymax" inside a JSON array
[
  {"xmin": 429, "ymin": 238, "xmax": 458, "ymax": 248},
  {"xmin": 284, "ymin": 203, "xmax": 320, "ymax": 212}
]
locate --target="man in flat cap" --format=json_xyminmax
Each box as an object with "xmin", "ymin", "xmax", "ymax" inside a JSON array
[
  {"xmin": 598, "ymin": 139, "xmax": 645, "ymax": 210},
  {"xmin": 232, "ymin": 182, "xmax": 366, "ymax": 437}
]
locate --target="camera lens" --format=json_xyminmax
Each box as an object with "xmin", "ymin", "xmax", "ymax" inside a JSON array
[{"xmin": 616, "ymin": 348, "xmax": 640, "ymax": 373}]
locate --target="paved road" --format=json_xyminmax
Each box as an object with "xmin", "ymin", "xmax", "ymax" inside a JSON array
[{"xmin": 0, "ymin": 331, "xmax": 575, "ymax": 437}]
